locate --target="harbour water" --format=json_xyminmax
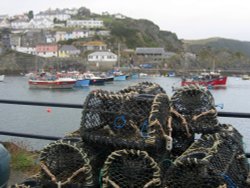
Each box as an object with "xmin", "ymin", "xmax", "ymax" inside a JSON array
[{"xmin": 0, "ymin": 76, "xmax": 250, "ymax": 152}]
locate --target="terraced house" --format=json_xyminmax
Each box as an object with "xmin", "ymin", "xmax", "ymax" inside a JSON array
[{"xmin": 58, "ymin": 45, "xmax": 80, "ymax": 58}]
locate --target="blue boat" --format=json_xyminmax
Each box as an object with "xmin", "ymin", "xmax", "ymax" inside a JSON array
[
  {"xmin": 74, "ymin": 79, "xmax": 90, "ymax": 87},
  {"xmin": 114, "ymin": 75, "xmax": 128, "ymax": 81}
]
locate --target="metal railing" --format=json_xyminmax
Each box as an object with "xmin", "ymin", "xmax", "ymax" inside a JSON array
[{"xmin": 1, "ymin": 99, "xmax": 250, "ymax": 158}]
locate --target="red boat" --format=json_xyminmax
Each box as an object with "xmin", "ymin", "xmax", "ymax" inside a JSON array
[
  {"xmin": 181, "ymin": 72, "xmax": 227, "ymax": 88},
  {"xmin": 29, "ymin": 77, "xmax": 76, "ymax": 89}
]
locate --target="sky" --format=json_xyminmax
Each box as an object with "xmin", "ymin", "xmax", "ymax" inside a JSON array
[{"xmin": 2, "ymin": 0, "xmax": 250, "ymax": 41}]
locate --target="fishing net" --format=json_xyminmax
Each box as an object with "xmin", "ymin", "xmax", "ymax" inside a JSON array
[
  {"xmin": 39, "ymin": 140, "xmax": 94, "ymax": 188},
  {"xmin": 80, "ymin": 90, "xmax": 170, "ymax": 150},
  {"xmin": 101, "ymin": 149, "xmax": 161, "ymax": 188},
  {"xmin": 171, "ymin": 84, "xmax": 219, "ymax": 134},
  {"xmin": 118, "ymin": 82, "xmax": 166, "ymax": 95},
  {"xmin": 163, "ymin": 124, "xmax": 249, "ymax": 188}
]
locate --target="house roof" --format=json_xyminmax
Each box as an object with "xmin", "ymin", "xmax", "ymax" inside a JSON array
[
  {"xmin": 135, "ymin": 47, "xmax": 165, "ymax": 55},
  {"xmin": 88, "ymin": 51, "xmax": 117, "ymax": 56},
  {"xmin": 60, "ymin": 45, "xmax": 78, "ymax": 51}
]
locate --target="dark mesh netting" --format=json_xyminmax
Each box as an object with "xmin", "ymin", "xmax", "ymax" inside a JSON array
[
  {"xmin": 80, "ymin": 90, "xmax": 170, "ymax": 150},
  {"xmin": 163, "ymin": 124, "xmax": 249, "ymax": 188},
  {"xmin": 101, "ymin": 149, "xmax": 161, "ymax": 188},
  {"xmin": 171, "ymin": 84, "xmax": 219, "ymax": 134},
  {"xmin": 118, "ymin": 82, "xmax": 166, "ymax": 95},
  {"xmin": 39, "ymin": 140, "xmax": 94, "ymax": 187}
]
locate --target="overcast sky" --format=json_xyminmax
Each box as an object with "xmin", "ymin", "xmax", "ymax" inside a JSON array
[{"xmin": 2, "ymin": 0, "xmax": 250, "ymax": 41}]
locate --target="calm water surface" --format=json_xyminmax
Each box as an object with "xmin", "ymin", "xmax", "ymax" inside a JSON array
[{"xmin": 0, "ymin": 76, "xmax": 250, "ymax": 151}]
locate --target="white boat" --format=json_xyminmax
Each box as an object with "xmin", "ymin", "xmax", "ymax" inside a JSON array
[
  {"xmin": 0, "ymin": 75, "xmax": 5, "ymax": 82},
  {"xmin": 242, "ymin": 75, "xmax": 250, "ymax": 80}
]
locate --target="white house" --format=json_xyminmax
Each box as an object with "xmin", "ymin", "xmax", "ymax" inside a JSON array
[
  {"xmin": 55, "ymin": 31, "xmax": 67, "ymax": 42},
  {"xmin": 34, "ymin": 13, "xmax": 71, "ymax": 21},
  {"xmin": 88, "ymin": 51, "xmax": 117, "ymax": 62},
  {"xmin": 67, "ymin": 19, "xmax": 104, "ymax": 28},
  {"xmin": 72, "ymin": 30, "xmax": 89, "ymax": 39},
  {"xmin": 113, "ymin": 13, "xmax": 126, "ymax": 19},
  {"xmin": 14, "ymin": 46, "xmax": 36, "ymax": 55},
  {"xmin": 96, "ymin": 30, "xmax": 110, "ymax": 36},
  {"xmin": 0, "ymin": 18, "xmax": 10, "ymax": 28},
  {"xmin": 29, "ymin": 18, "xmax": 54, "ymax": 29},
  {"xmin": 88, "ymin": 51, "xmax": 118, "ymax": 69},
  {"xmin": 11, "ymin": 20, "xmax": 30, "ymax": 29}
]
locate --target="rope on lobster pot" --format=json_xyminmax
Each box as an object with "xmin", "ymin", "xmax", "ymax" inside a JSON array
[
  {"xmin": 101, "ymin": 149, "xmax": 161, "ymax": 188},
  {"xmin": 170, "ymin": 108, "xmax": 192, "ymax": 138},
  {"xmin": 192, "ymin": 109, "xmax": 217, "ymax": 121},
  {"xmin": 41, "ymin": 162, "xmax": 88, "ymax": 187}
]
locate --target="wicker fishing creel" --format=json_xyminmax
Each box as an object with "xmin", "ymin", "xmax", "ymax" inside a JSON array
[
  {"xmin": 39, "ymin": 140, "xmax": 94, "ymax": 188},
  {"xmin": 171, "ymin": 84, "xmax": 219, "ymax": 134},
  {"xmin": 163, "ymin": 124, "xmax": 249, "ymax": 188},
  {"xmin": 118, "ymin": 82, "xmax": 166, "ymax": 95},
  {"xmin": 101, "ymin": 149, "xmax": 161, "ymax": 188},
  {"xmin": 80, "ymin": 90, "xmax": 170, "ymax": 151}
]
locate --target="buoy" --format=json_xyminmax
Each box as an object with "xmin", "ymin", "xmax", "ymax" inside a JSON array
[{"xmin": 47, "ymin": 108, "xmax": 52, "ymax": 113}]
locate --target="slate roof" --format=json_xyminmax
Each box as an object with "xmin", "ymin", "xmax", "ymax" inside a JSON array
[
  {"xmin": 60, "ymin": 45, "xmax": 78, "ymax": 51},
  {"xmin": 135, "ymin": 47, "xmax": 165, "ymax": 55}
]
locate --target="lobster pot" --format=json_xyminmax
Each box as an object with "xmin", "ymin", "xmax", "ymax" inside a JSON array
[
  {"xmin": 101, "ymin": 149, "xmax": 161, "ymax": 188},
  {"xmin": 80, "ymin": 90, "xmax": 170, "ymax": 150},
  {"xmin": 171, "ymin": 85, "xmax": 219, "ymax": 134},
  {"xmin": 39, "ymin": 140, "xmax": 94, "ymax": 188},
  {"xmin": 118, "ymin": 82, "xmax": 166, "ymax": 95},
  {"xmin": 164, "ymin": 125, "xmax": 249, "ymax": 188}
]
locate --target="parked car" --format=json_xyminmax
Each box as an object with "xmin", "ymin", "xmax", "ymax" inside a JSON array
[{"xmin": 0, "ymin": 143, "xmax": 10, "ymax": 188}]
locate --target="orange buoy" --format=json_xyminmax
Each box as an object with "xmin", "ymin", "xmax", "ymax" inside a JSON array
[{"xmin": 47, "ymin": 108, "xmax": 52, "ymax": 113}]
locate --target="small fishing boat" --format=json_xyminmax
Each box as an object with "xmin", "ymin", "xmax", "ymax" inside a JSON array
[
  {"xmin": 74, "ymin": 79, "xmax": 90, "ymax": 87},
  {"xmin": 82, "ymin": 73, "xmax": 105, "ymax": 85},
  {"xmin": 28, "ymin": 73, "xmax": 76, "ymax": 89},
  {"xmin": 242, "ymin": 75, "xmax": 250, "ymax": 80},
  {"xmin": 0, "ymin": 75, "xmax": 4, "ymax": 82},
  {"xmin": 181, "ymin": 72, "xmax": 227, "ymax": 89}
]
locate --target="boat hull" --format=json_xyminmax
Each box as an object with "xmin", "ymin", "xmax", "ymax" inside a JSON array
[
  {"xmin": 29, "ymin": 80, "xmax": 76, "ymax": 89},
  {"xmin": 0, "ymin": 75, "xmax": 5, "ymax": 82},
  {"xmin": 181, "ymin": 76, "xmax": 227, "ymax": 88},
  {"xmin": 89, "ymin": 79, "xmax": 105, "ymax": 85},
  {"xmin": 114, "ymin": 75, "xmax": 128, "ymax": 81},
  {"xmin": 75, "ymin": 79, "xmax": 90, "ymax": 87}
]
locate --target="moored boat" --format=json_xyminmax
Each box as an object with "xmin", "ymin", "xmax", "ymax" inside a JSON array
[
  {"xmin": 0, "ymin": 75, "xmax": 5, "ymax": 82},
  {"xmin": 82, "ymin": 73, "xmax": 105, "ymax": 85},
  {"xmin": 29, "ymin": 77, "xmax": 76, "ymax": 89},
  {"xmin": 242, "ymin": 75, "xmax": 250, "ymax": 80},
  {"xmin": 74, "ymin": 79, "xmax": 90, "ymax": 87},
  {"xmin": 181, "ymin": 72, "xmax": 227, "ymax": 88}
]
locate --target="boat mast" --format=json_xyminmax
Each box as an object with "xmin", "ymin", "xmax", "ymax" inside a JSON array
[{"xmin": 118, "ymin": 43, "xmax": 120, "ymax": 68}]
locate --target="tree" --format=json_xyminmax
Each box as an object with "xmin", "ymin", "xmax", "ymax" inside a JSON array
[
  {"xmin": 28, "ymin": 10, "xmax": 34, "ymax": 20},
  {"xmin": 77, "ymin": 7, "xmax": 91, "ymax": 17}
]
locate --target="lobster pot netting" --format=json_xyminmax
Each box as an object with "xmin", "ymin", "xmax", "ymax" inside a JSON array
[
  {"xmin": 118, "ymin": 82, "xmax": 166, "ymax": 95},
  {"xmin": 171, "ymin": 84, "xmax": 219, "ymax": 134},
  {"xmin": 39, "ymin": 140, "xmax": 93, "ymax": 187},
  {"xmin": 101, "ymin": 149, "xmax": 161, "ymax": 188},
  {"xmin": 164, "ymin": 124, "xmax": 249, "ymax": 188},
  {"xmin": 80, "ymin": 90, "xmax": 170, "ymax": 150}
]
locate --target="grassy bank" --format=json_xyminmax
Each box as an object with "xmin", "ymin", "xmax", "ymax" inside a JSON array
[{"xmin": 2, "ymin": 142, "xmax": 40, "ymax": 175}]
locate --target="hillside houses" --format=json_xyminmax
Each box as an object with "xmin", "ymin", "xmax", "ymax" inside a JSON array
[
  {"xmin": 67, "ymin": 19, "xmax": 104, "ymax": 28},
  {"xmin": 34, "ymin": 12, "xmax": 71, "ymax": 21},
  {"xmin": 88, "ymin": 51, "xmax": 118, "ymax": 69},
  {"xmin": 36, "ymin": 43, "xmax": 58, "ymax": 57},
  {"xmin": 135, "ymin": 47, "xmax": 176, "ymax": 64},
  {"xmin": 74, "ymin": 41, "xmax": 107, "ymax": 52},
  {"xmin": 58, "ymin": 45, "xmax": 80, "ymax": 57}
]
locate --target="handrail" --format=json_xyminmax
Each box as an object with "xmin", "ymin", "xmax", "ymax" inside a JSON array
[
  {"xmin": 1, "ymin": 99, "xmax": 250, "ymax": 158},
  {"xmin": 1, "ymin": 99, "xmax": 250, "ymax": 118}
]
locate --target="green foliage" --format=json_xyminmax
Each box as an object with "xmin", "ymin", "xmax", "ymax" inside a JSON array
[
  {"xmin": 12, "ymin": 152, "xmax": 34, "ymax": 170},
  {"xmin": 28, "ymin": 10, "xmax": 34, "ymax": 20}
]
